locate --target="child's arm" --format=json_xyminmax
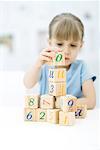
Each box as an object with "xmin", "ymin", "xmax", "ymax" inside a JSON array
[
  {"xmin": 23, "ymin": 59, "xmax": 42, "ymax": 89},
  {"xmin": 76, "ymin": 80, "xmax": 96, "ymax": 109},
  {"xmin": 23, "ymin": 48, "xmax": 54, "ymax": 89}
]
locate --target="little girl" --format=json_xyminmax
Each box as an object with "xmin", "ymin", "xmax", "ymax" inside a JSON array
[{"xmin": 24, "ymin": 13, "xmax": 96, "ymax": 109}]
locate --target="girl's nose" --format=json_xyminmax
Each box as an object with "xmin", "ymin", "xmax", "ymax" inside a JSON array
[{"xmin": 63, "ymin": 46, "xmax": 70, "ymax": 55}]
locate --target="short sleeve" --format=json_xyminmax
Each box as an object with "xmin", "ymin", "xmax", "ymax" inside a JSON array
[
  {"xmin": 39, "ymin": 65, "xmax": 45, "ymax": 82},
  {"xmin": 80, "ymin": 61, "xmax": 96, "ymax": 85},
  {"xmin": 39, "ymin": 66, "xmax": 43, "ymax": 81},
  {"xmin": 38, "ymin": 64, "xmax": 48, "ymax": 95}
]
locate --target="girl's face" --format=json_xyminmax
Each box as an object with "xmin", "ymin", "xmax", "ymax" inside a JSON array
[{"xmin": 49, "ymin": 38, "xmax": 83, "ymax": 68}]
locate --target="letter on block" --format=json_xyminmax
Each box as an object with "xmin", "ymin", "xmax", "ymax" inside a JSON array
[
  {"xmin": 75, "ymin": 104, "xmax": 87, "ymax": 119},
  {"xmin": 59, "ymin": 111, "xmax": 75, "ymax": 126},
  {"xmin": 47, "ymin": 109, "xmax": 60, "ymax": 124},
  {"xmin": 60, "ymin": 95, "xmax": 77, "ymax": 112},
  {"xmin": 40, "ymin": 94, "xmax": 55, "ymax": 109},
  {"xmin": 48, "ymin": 68, "xmax": 66, "ymax": 82},
  {"xmin": 49, "ymin": 82, "xmax": 66, "ymax": 96},
  {"xmin": 36, "ymin": 109, "xmax": 47, "ymax": 122},
  {"xmin": 25, "ymin": 95, "xmax": 39, "ymax": 108},
  {"xmin": 24, "ymin": 108, "xmax": 36, "ymax": 121},
  {"xmin": 53, "ymin": 51, "xmax": 65, "ymax": 66}
]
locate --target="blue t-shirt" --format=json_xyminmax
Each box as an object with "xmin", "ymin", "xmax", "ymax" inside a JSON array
[{"xmin": 39, "ymin": 60, "xmax": 96, "ymax": 98}]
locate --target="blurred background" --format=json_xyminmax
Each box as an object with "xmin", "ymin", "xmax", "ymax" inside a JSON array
[{"xmin": 0, "ymin": 1, "xmax": 99, "ymax": 107}]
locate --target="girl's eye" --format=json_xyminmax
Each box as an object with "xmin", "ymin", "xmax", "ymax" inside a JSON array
[
  {"xmin": 57, "ymin": 43, "xmax": 63, "ymax": 46},
  {"xmin": 71, "ymin": 44, "xmax": 77, "ymax": 47}
]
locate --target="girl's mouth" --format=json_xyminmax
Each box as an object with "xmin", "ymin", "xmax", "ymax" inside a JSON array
[{"xmin": 65, "ymin": 57, "xmax": 70, "ymax": 60}]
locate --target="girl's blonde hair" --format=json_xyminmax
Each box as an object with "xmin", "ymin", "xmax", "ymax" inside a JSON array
[{"xmin": 49, "ymin": 13, "xmax": 84, "ymax": 41}]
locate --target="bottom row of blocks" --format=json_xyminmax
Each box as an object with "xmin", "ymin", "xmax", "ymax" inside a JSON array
[
  {"xmin": 25, "ymin": 108, "xmax": 60, "ymax": 123},
  {"xmin": 24, "ymin": 107, "xmax": 87, "ymax": 125}
]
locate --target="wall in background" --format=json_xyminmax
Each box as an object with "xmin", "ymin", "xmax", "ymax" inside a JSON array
[
  {"xmin": 0, "ymin": 1, "xmax": 99, "ymax": 107},
  {"xmin": 0, "ymin": 1, "xmax": 99, "ymax": 70}
]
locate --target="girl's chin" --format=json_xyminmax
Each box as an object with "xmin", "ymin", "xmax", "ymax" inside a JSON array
[{"xmin": 65, "ymin": 59, "xmax": 71, "ymax": 65}]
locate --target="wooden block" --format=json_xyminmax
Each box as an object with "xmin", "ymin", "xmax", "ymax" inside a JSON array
[
  {"xmin": 55, "ymin": 96, "xmax": 62, "ymax": 108},
  {"xmin": 36, "ymin": 108, "xmax": 47, "ymax": 122},
  {"xmin": 60, "ymin": 95, "xmax": 77, "ymax": 112},
  {"xmin": 47, "ymin": 109, "xmax": 60, "ymax": 124},
  {"xmin": 53, "ymin": 50, "xmax": 65, "ymax": 66},
  {"xmin": 25, "ymin": 95, "xmax": 39, "ymax": 108},
  {"xmin": 49, "ymin": 82, "xmax": 66, "ymax": 96},
  {"xmin": 47, "ymin": 49, "xmax": 65, "ymax": 66},
  {"xmin": 48, "ymin": 68, "xmax": 66, "ymax": 82},
  {"xmin": 40, "ymin": 94, "xmax": 55, "ymax": 109},
  {"xmin": 24, "ymin": 108, "xmax": 36, "ymax": 121},
  {"xmin": 75, "ymin": 104, "xmax": 87, "ymax": 119},
  {"xmin": 59, "ymin": 111, "xmax": 75, "ymax": 126}
]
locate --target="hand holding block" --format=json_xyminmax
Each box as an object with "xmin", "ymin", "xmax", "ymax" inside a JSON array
[
  {"xmin": 49, "ymin": 82, "xmax": 66, "ymax": 96},
  {"xmin": 24, "ymin": 108, "xmax": 36, "ymax": 121},
  {"xmin": 47, "ymin": 109, "xmax": 60, "ymax": 124},
  {"xmin": 40, "ymin": 94, "xmax": 55, "ymax": 109},
  {"xmin": 25, "ymin": 95, "xmax": 39, "ymax": 108},
  {"xmin": 75, "ymin": 104, "xmax": 87, "ymax": 119},
  {"xmin": 48, "ymin": 68, "xmax": 66, "ymax": 82},
  {"xmin": 59, "ymin": 111, "xmax": 75, "ymax": 126},
  {"xmin": 60, "ymin": 95, "xmax": 77, "ymax": 112},
  {"xmin": 36, "ymin": 109, "xmax": 47, "ymax": 122}
]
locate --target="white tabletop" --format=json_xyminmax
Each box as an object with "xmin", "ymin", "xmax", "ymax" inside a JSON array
[
  {"xmin": 0, "ymin": 71, "xmax": 99, "ymax": 150},
  {"xmin": 0, "ymin": 106, "xmax": 99, "ymax": 150}
]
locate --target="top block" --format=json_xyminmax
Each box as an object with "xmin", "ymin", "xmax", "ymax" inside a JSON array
[{"xmin": 48, "ymin": 50, "xmax": 65, "ymax": 66}]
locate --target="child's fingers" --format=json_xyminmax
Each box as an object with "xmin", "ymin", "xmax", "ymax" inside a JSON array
[
  {"xmin": 39, "ymin": 47, "xmax": 60, "ymax": 64},
  {"xmin": 42, "ymin": 48, "xmax": 52, "ymax": 52},
  {"xmin": 42, "ymin": 47, "xmax": 62, "ymax": 53},
  {"xmin": 41, "ymin": 55, "xmax": 52, "ymax": 62},
  {"xmin": 39, "ymin": 47, "xmax": 63, "ymax": 65},
  {"xmin": 45, "ymin": 47, "xmax": 62, "ymax": 52},
  {"xmin": 41, "ymin": 51, "xmax": 55, "ymax": 58}
]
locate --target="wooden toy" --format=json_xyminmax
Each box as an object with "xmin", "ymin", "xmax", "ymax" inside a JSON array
[
  {"xmin": 36, "ymin": 108, "xmax": 47, "ymax": 122},
  {"xmin": 24, "ymin": 108, "xmax": 36, "ymax": 121},
  {"xmin": 40, "ymin": 94, "xmax": 55, "ymax": 109},
  {"xmin": 49, "ymin": 82, "xmax": 66, "ymax": 96},
  {"xmin": 53, "ymin": 50, "xmax": 65, "ymax": 66},
  {"xmin": 48, "ymin": 68, "xmax": 66, "ymax": 82},
  {"xmin": 60, "ymin": 95, "xmax": 77, "ymax": 112},
  {"xmin": 59, "ymin": 111, "xmax": 75, "ymax": 126},
  {"xmin": 24, "ymin": 45, "xmax": 88, "ymax": 125},
  {"xmin": 47, "ymin": 49, "xmax": 65, "ymax": 66},
  {"xmin": 75, "ymin": 104, "xmax": 87, "ymax": 119},
  {"xmin": 47, "ymin": 109, "xmax": 60, "ymax": 124},
  {"xmin": 25, "ymin": 95, "xmax": 39, "ymax": 108},
  {"xmin": 55, "ymin": 96, "xmax": 62, "ymax": 108}
]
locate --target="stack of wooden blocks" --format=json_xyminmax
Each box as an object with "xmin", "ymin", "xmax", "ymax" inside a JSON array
[{"xmin": 24, "ymin": 49, "xmax": 87, "ymax": 125}]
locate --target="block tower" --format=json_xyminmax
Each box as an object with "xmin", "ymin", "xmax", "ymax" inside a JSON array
[
  {"xmin": 48, "ymin": 49, "xmax": 76, "ymax": 125},
  {"xmin": 24, "ymin": 49, "xmax": 87, "ymax": 125},
  {"xmin": 48, "ymin": 49, "xmax": 66, "ymax": 96}
]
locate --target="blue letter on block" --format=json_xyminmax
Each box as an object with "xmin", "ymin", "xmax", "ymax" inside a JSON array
[{"xmin": 49, "ymin": 70, "xmax": 54, "ymax": 78}]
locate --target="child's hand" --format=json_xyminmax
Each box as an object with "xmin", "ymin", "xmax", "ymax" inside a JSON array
[{"xmin": 38, "ymin": 48, "xmax": 55, "ymax": 65}]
